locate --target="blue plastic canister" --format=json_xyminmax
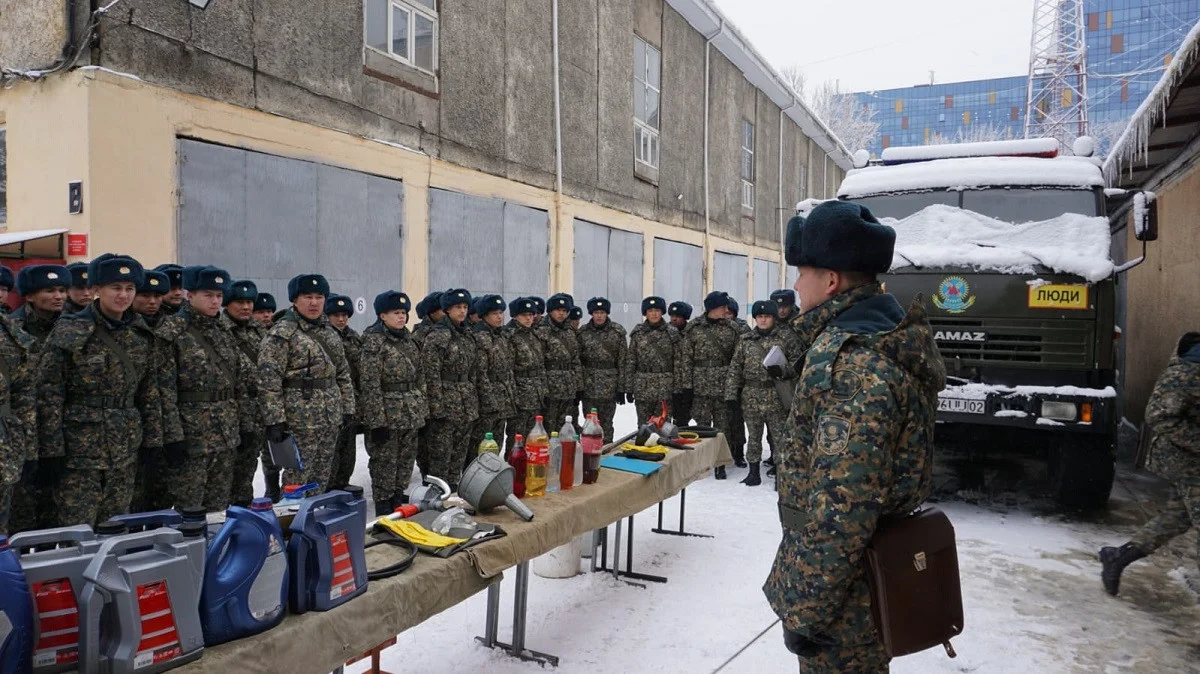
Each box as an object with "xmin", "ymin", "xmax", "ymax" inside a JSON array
[
  {"xmin": 286, "ymin": 490, "xmax": 367, "ymax": 613},
  {"xmin": 200, "ymin": 498, "xmax": 287, "ymax": 646},
  {"xmin": 107, "ymin": 510, "xmax": 183, "ymax": 533},
  {"xmin": 0, "ymin": 535, "xmax": 35, "ymax": 674}
]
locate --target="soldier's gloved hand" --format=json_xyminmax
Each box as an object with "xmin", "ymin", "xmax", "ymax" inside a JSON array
[
  {"xmin": 612, "ymin": 392, "xmax": 625, "ymax": 405},
  {"xmin": 266, "ymin": 423, "xmax": 289, "ymax": 444},
  {"xmin": 342, "ymin": 414, "xmax": 354, "ymax": 428},
  {"xmin": 782, "ymin": 629, "xmax": 826, "ymax": 658},
  {"xmin": 163, "ymin": 441, "xmax": 190, "ymax": 462},
  {"xmin": 21, "ymin": 459, "xmax": 38, "ymax": 483},
  {"xmin": 36, "ymin": 456, "xmax": 67, "ymax": 487},
  {"xmin": 765, "ymin": 365, "xmax": 785, "ymax": 379},
  {"xmin": 370, "ymin": 427, "xmax": 391, "ymax": 445}
]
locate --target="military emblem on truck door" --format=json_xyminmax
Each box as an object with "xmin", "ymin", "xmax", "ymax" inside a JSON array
[{"xmin": 933, "ymin": 276, "xmax": 976, "ymax": 314}]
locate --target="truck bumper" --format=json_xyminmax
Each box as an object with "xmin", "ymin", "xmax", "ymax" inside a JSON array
[{"xmin": 936, "ymin": 384, "xmax": 1115, "ymax": 434}]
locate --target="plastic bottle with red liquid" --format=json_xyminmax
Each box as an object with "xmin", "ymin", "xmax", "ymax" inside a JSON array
[
  {"xmin": 559, "ymin": 416, "xmax": 578, "ymax": 490},
  {"xmin": 581, "ymin": 413, "xmax": 604, "ymax": 484},
  {"xmin": 509, "ymin": 434, "xmax": 527, "ymax": 499},
  {"xmin": 525, "ymin": 417, "xmax": 550, "ymax": 497}
]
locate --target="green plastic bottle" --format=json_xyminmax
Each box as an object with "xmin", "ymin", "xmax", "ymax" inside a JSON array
[{"xmin": 478, "ymin": 432, "xmax": 500, "ymax": 456}]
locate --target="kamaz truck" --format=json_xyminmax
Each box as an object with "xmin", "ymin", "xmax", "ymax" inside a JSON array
[{"xmin": 833, "ymin": 138, "xmax": 1157, "ymax": 508}]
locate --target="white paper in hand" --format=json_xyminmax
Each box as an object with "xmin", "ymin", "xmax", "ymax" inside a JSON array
[
  {"xmin": 762, "ymin": 345, "xmax": 788, "ymax": 369},
  {"xmin": 762, "ymin": 345, "xmax": 794, "ymax": 410}
]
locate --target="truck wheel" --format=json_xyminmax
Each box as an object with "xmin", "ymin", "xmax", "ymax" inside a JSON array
[{"xmin": 1052, "ymin": 435, "xmax": 1115, "ymax": 509}]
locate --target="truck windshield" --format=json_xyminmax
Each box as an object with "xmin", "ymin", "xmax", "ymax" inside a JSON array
[{"xmin": 851, "ymin": 187, "xmax": 1099, "ymax": 221}]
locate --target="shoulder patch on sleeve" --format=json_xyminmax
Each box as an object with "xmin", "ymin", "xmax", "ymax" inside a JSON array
[
  {"xmin": 816, "ymin": 416, "xmax": 851, "ymax": 455},
  {"xmin": 830, "ymin": 368, "xmax": 863, "ymax": 401},
  {"xmin": 803, "ymin": 332, "xmax": 852, "ymax": 391}
]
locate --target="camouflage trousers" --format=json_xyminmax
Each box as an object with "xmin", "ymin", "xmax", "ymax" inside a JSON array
[
  {"xmin": 634, "ymin": 398, "xmax": 672, "ymax": 429},
  {"xmin": 543, "ymin": 398, "xmax": 577, "ymax": 438},
  {"xmin": 284, "ymin": 426, "xmax": 340, "ymax": 494},
  {"xmin": 729, "ymin": 405, "xmax": 746, "ymax": 463},
  {"xmin": 8, "ymin": 475, "xmax": 56, "ymax": 533},
  {"xmin": 415, "ymin": 425, "xmax": 434, "ymax": 481},
  {"xmin": 506, "ymin": 409, "xmax": 540, "ymax": 459},
  {"xmin": 424, "ymin": 418, "xmax": 474, "ymax": 486},
  {"xmin": 164, "ymin": 447, "xmax": 235, "ymax": 513},
  {"xmin": 0, "ymin": 483, "xmax": 10, "ymax": 534},
  {"xmin": 366, "ymin": 428, "xmax": 418, "ymax": 501},
  {"xmin": 583, "ymin": 398, "xmax": 617, "ymax": 443},
  {"xmin": 796, "ymin": 639, "xmax": 889, "ymax": 674},
  {"xmin": 1132, "ymin": 479, "xmax": 1200, "ymax": 565},
  {"xmin": 744, "ymin": 412, "xmax": 784, "ymax": 464},
  {"xmin": 260, "ymin": 444, "xmax": 282, "ymax": 502},
  {"xmin": 56, "ymin": 461, "xmax": 137, "ymax": 528},
  {"xmin": 692, "ymin": 395, "xmax": 729, "ymax": 437},
  {"xmin": 472, "ymin": 414, "xmax": 509, "ymax": 464},
  {"xmin": 331, "ymin": 425, "xmax": 359, "ymax": 490},
  {"xmin": 230, "ymin": 434, "xmax": 265, "ymax": 506}
]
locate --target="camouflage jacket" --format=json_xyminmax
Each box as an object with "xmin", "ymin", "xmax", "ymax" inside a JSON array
[
  {"xmin": 472, "ymin": 322, "xmax": 516, "ymax": 418},
  {"xmin": 732, "ymin": 318, "xmax": 752, "ymax": 335},
  {"xmin": 0, "ymin": 315, "xmax": 37, "ymax": 484},
  {"xmin": 421, "ymin": 317, "xmax": 481, "ymax": 421},
  {"xmin": 9, "ymin": 304, "xmax": 59, "ymax": 353},
  {"xmin": 258, "ymin": 308, "xmax": 355, "ymax": 432},
  {"xmin": 725, "ymin": 324, "xmax": 803, "ymax": 413},
  {"xmin": 359, "ymin": 322, "xmax": 428, "ymax": 431},
  {"xmin": 141, "ymin": 311, "xmax": 166, "ymax": 331},
  {"xmin": 622, "ymin": 320, "xmax": 683, "ymax": 402},
  {"xmin": 507, "ymin": 319, "xmax": 547, "ymax": 411},
  {"xmin": 63, "ymin": 299, "xmax": 89, "ymax": 316},
  {"xmin": 37, "ymin": 305, "xmax": 164, "ymax": 468},
  {"xmin": 680, "ymin": 316, "xmax": 740, "ymax": 398},
  {"xmin": 538, "ymin": 319, "xmax": 583, "ymax": 399},
  {"xmin": 764, "ymin": 283, "xmax": 945, "ymax": 646},
  {"xmin": 411, "ymin": 320, "xmax": 438, "ymax": 348},
  {"xmin": 332, "ymin": 325, "xmax": 364, "ymax": 395},
  {"xmin": 222, "ymin": 310, "xmax": 266, "ymax": 431},
  {"xmin": 578, "ymin": 319, "xmax": 628, "ymax": 399},
  {"xmin": 157, "ymin": 304, "xmax": 255, "ymax": 449},
  {"xmin": 1145, "ymin": 332, "xmax": 1200, "ymax": 482}
]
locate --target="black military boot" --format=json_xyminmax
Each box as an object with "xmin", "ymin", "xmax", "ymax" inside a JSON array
[
  {"xmin": 374, "ymin": 499, "xmax": 393, "ymax": 519},
  {"xmin": 715, "ymin": 466, "xmax": 727, "ymax": 480},
  {"xmin": 1099, "ymin": 542, "xmax": 1147, "ymax": 596},
  {"xmin": 766, "ymin": 463, "xmax": 777, "ymax": 478},
  {"xmin": 731, "ymin": 444, "xmax": 747, "ymax": 468},
  {"xmin": 741, "ymin": 462, "xmax": 761, "ymax": 486}
]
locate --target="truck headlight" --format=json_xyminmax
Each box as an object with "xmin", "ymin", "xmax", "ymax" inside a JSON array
[{"xmin": 1041, "ymin": 401, "xmax": 1078, "ymax": 422}]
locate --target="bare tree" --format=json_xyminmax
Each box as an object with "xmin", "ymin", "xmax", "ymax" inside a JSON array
[
  {"xmin": 780, "ymin": 65, "xmax": 806, "ymax": 97},
  {"xmin": 926, "ymin": 122, "xmax": 1017, "ymax": 145},
  {"xmin": 805, "ymin": 80, "xmax": 879, "ymax": 155},
  {"xmin": 1088, "ymin": 119, "xmax": 1129, "ymax": 158}
]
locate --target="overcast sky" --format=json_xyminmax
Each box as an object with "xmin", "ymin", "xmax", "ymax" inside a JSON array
[{"xmin": 711, "ymin": 0, "xmax": 1036, "ymax": 94}]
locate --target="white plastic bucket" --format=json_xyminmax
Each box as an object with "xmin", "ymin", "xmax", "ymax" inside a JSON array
[
  {"xmin": 579, "ymin": 531, "xmax": 595, "ymax": 559},
  {"xmin": 533, "ymin": 540, "xmax": 582, "ymax": 579}
]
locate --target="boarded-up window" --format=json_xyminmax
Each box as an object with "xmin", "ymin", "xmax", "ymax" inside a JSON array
[{"xmin": 1112, "ymin": 34, "xmax": 1123, "ymax": 54}]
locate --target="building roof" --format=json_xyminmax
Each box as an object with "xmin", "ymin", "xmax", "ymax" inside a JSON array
[{"xmin": 1103, "ymin": 19, "xmax": 1200, "ymax": 188}]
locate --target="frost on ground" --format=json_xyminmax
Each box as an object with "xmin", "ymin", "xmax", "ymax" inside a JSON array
[{"xmin": 257, "ymin": 406, "xmax": 1199, "ymax": 673}]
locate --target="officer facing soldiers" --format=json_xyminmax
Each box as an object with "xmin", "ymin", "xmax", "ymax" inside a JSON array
[
  {"xmin": 1100, "ymin": 332, "xmax": 1200, "ymax": 596},
  {"xmin": 579, "ymin": 297, "xmax": 628, "ymax": 442},
  {"xmin": 623, "ymin": 297, "xmax": 684, "ymax": 424},
  {"xmin": 506, "ymin": 297, "xmax": 547, "ymax": 454},
  {"xmin": 420, "ymin": 289, "xmax": 481, "ymax": 487},
  {"xmin": 38, "ymin": 255, "xmax": 164, "ymax": 526},
  {"xmin": 132, "ymin": 270, "xmax": 170, "ymax": 329},
  {"xmin": 681, "ymin": 291, "xmax": 741, "ymax": 478},
  {"xmin": 64, "ymin": 262, "xmax": 95, "ymax": 315},
  {"xmin": 223, "ymin": 280, "xmax": 267, "ymax": 506},
  {"xmin": 253, "ymin": 293, "xmax": 277, "ymax": 329},
  {"xmin": 726, "ymin": 300, "xmax": 802, "ymax": 487},
  {"xmin": 360, "ymin": 291, "xmax": 427, "ymax": 517},
  {"xmin": 764, "ymin": 202, "xmax": 944, "ymax": 672},
  {"xmin": 0, "ymin": 265, "xmax": 13, "ymax": 311},
  {"xmin": 0, "ymin": 287, "xmax": 36, "ymax": 533},
  {"xmin": 259, "ymin": 274, "xmax": 356, "ymax": 494},
  {"xmin": 541, "ymin": 293, "xmax": 584, "ymax": 430},
  {"xmin": 7, "ymin": 265, "xmax": 69, "ymax": 531},
  {"xmin": 471, "ymin": 294, "xmax": 516, "ymax": 465},
  {"xmin": 156, "ymin": 266, "xmax": 252, "ymax": 513},
  {"xmin": 326, "ymin": 294, "xmax": 362, "ymax": 491},
  {"xmin": 154, "ymin": 264, "xmax": 186, "ymax": 315}
]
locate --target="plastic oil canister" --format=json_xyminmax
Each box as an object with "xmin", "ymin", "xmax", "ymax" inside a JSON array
[
  {"xmin": 0, "ymin": 534, "xmax": 35, "ymax": 674},
  {"xmin": 200, "ymin": 498, "xmax": 288, "ymax": 645},
  {"xmin": 286, "ymin": 490, "xmax": 367, "ymax": 613},
  {"xmin": 8, "ymin": 526, "xmax": 98, "ymax": 673}
]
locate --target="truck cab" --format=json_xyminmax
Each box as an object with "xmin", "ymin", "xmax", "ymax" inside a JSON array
[{"xmin": 834, "ymin": 138, "xmax": 1156, "ymax": 508}]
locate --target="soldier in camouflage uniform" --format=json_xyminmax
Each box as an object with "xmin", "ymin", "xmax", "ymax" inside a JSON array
[
  {"xmin": 420, "ymin": 289, "xmax": 481, "ymax": 487},
  {"xmin": 326, "ymin": 295, "xmax": 362, "ymax": 490},
  {"xmin": 7, "ymin": 265, "xmax": 69, "ymax": 531},
  {"xmin": 540, "ymin": 294, "xmax": 583, "ymax": 432},
  {"xmin": 63, "ymin": 262, "xmax": 95, "ymax": 315},
  {"xmin": 506, "ymin": 297, "xmax": 547, "ymax": 454},
  {"xmin": 623, "ymin": 297, "xmax": 683, "ymax": 425},
  {"xmin": 128, "ymin": 270, "xmax": 171, "ymax": 511},
  {"xmin": 360, "ymin": 291, "xmax": 427, "ymax": 516},
  {"xmin": 132, "ymin": 270, "xmax": 170, "ymax": 330},
  {"xmin": 471, "ymin": 295, "xmax": 516, "ymax": 463},
  {"xmin": 568, "ymin": 306, "xmax": 583, "ymax": 331},
  {"xmin": 223, "ymin": 280, "xmax": 267, "ymax": 506},
  {"xmin": 726, "ymin": 300, "xmax": 802, "ymax": 486},
  {"xmin": 411, "ymin": 291, "xmax": 445, "ymax": 347},
  {"xmin": 667, "ymin": 302, "xmax": 693, "ymax": 424},
  {"xmin": 154, "ymin": 264, "xmax": 186, "ymax": 315},
  {"xmin": 259, "ymin": 274, "xmax": 356, "ymax": 494},
  {"xmin": 765, "ymin": 202, "xmax": 944, "ymax": 672},
  {"xmin": 578, "ymin": 297, "xmax": 627, "ymax": 442},
  {"xmin": 0, "ymin": 265, "xmax": 13, "ymax": 312},
  {"xmin": 156, "ymin": 267, "xmax": 253, "ymax": 513},
  {"xmin": 253, "ymin": 293, "xmax": 277, "ymax": 329},
  {"xmin": 38, "ymin": 255, "xmax": 165, "ymax": 527},
  {"xmin": 1100, "ymin": 332, "xmax": 1200, "ymax": 596},
  {"xmin": 725, "ymin": 297, "xmax": 752, "ymax": 471},
  {"xmin": 0, "ymin": 303, "xmax": 38, "ymax": 533},
  {"xmin": 681, "ymin": 291, "xmax": 741, "ymax": 479},
  {"xmin": 772, "ymin": 289, "xmax": 797, "ymax": 325}
]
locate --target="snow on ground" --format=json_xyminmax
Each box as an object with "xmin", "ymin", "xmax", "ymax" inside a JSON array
[{"xmin": 254, "ymin": 407, "xmax": 1200, "ymax": 673}]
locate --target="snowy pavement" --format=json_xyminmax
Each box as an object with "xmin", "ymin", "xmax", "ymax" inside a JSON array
[{"xmin": 259, "ymin": 406, "xmax": 1199, "ymax": 673}]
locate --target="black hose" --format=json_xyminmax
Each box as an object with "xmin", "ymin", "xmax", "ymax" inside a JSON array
[
  {"xmin": 681, "ymin": 425, "xmax": 719, "ymax": 438},
  {"xmin": 364, "ymin": 531, "xmax": 418, "ymax": 580}
]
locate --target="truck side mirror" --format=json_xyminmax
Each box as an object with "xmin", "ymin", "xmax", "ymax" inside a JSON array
[{"xmin": 1134, "ymin": 191, "xmax": 1158, "ymax": 242}]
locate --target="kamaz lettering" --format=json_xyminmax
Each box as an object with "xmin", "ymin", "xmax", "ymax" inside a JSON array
[{"xmin": 934, "ymin": 330, "xmax": 987, "ymax": 342}]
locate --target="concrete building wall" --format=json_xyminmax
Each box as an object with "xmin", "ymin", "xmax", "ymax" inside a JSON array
[{"xmin": 1121, "ymin": 161, "xmax": 1200, "ymax": 423}]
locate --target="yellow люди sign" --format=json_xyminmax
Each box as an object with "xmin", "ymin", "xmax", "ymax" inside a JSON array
[{"xmin": 1028, "ymin": 284, "xmax": 1089, "ymax": 310}]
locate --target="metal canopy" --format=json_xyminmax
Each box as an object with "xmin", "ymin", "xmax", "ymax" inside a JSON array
[{"xmin": 1108, "ymin": 52, "xmax": 1200, "ymax": 189}]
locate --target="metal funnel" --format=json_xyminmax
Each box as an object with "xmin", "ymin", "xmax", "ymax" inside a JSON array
[{"xmin": 459, "ymin": 453, "xmax": 534, "ymax": 521}]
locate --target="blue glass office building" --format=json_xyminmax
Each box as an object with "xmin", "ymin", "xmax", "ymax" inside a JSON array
[{"xmin": 853, "ymin": 0, "xmax": 1200, "ymax": 156}]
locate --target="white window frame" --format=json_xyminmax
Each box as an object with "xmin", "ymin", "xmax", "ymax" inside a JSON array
[
  {"xmin": 634, "ymin": 36, "xmax": 661, "ymax": 170},
  {"xmin": 741, "ymin": 119, "xmax": 755, "ymax": 209},
  {"xmin": 364, "ymin": 0, "xmax": 439, "ymax": 76}
]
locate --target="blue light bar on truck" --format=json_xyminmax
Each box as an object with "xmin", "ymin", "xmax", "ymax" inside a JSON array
[{"xmin": 880, "ymin": 138, "xmax": 1060, "ymax": 166}]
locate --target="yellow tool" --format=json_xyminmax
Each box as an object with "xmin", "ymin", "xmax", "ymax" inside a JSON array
[
  {"xmin": 375, "ymin": 518, "xmax": 468, "ymax": 548},
  {"xmin": 619, "ymin": 443, "xmax": 669, "ymax": 455}
]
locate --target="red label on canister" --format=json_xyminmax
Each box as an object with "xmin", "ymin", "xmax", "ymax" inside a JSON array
[
  {"xmin": 32, "ymin": 578, "xmax": 80, "ymax": 667},
  {"xmin": 328, "ymin": 531, "xmax": 357, "ymax": 600},
  {"xmin": 133, "ymin": 581, "xmax": 183, "ymax": 669}
]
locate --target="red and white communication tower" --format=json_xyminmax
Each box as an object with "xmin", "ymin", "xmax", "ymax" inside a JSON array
[{"xmin": 1024, "ymin": 0, "xmax": 1089, "ymax": 149}]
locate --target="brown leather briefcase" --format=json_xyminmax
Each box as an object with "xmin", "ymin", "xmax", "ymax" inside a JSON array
[{"xmin": 863, "ymin": 507, "xmax": 963, "ymax": 659}]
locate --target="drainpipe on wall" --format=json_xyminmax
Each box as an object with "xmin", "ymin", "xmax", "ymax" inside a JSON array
[
  {"xmin": 551, "ymin": 0, "xmax": 565, "ymax": 293},
  {"xmin": 702, "ymin": 20, "xmax": 724, "ymax": 295},
  {"xmin": 822, "ymin": 154, "xmax": 829, "ymax": 199}
]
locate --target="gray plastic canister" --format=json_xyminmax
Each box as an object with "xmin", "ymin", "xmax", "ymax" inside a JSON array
[{"xmin": 9, "ymin": 526, "xmax": 97, "ymax": 673}]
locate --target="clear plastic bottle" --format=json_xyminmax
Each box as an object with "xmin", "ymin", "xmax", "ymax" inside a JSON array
[
  {"xmin": 525, "ymin": 439, "xmax": 548, "ymax": 499},
  {"xmin": 547, "ymin": 432, "xmax": 562, "ymax": 493},
  {"xmin": 581, "ymin": 413, "xmax": 603, "ymax": 484},
  {"xmin": 560, "ymin": 416, "xmax": 579, "ymax": 490},
  {"xmin": 478, "ymin": 431, "xmax": 500, "ymax": 456},
  {"xmin": 509, "ymin": 434, "xmax": 527, "ymax": 499},
  {"xmin": 527, "ymin": 416, "xmax": 550, "ymax": 457}
]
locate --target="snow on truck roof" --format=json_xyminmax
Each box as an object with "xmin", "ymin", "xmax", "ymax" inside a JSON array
[{"xmin": 838, "ymin": 155, "xmax": 1105, "ymax": 199}]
